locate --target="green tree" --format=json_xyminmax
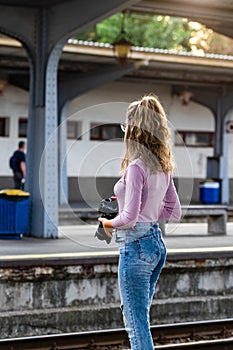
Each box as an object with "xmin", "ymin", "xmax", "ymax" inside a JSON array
[
  {"xmin": 137, "ymin": 16, "xmax": 192, "ymax": 50},
  {"xmin": 76, "ymin": 13, "xmax": 193, "ymax": 51},
  {"xmin": 75, "ymin": 25, "xmax": 99, "ymax": 42}
]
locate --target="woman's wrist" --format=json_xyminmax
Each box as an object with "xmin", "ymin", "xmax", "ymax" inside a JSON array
[
  {"xmin": 98, "ymin": 218, "xmax": 114, "ymax": 237},
  {"xmin": 104, "ymin": 220, "xmax": 113, "ymax": 229}
]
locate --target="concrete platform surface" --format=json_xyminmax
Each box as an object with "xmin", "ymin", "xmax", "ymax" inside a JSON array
[{"xmin": 0, "ymin": 222, "xmax": 232, "ymax": 259}]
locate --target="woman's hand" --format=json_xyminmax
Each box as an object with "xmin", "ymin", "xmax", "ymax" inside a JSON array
[{"xmin": 98, "ymin": 217, "xmax": 114, "ymax": 238}]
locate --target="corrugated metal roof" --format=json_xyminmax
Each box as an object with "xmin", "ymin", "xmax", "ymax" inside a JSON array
[{"xmin": 67, "ymin": 39, "xmax": 233, "ymax": 62}]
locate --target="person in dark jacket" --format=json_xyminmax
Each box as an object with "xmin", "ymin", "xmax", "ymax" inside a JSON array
[{"xmin": 11, "ymin": 141, "xmax": 26, "ymax": 190}]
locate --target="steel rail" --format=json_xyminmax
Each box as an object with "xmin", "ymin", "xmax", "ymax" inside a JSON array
[
  {"xmin": 155, "ymin": 337, "xmax": 233, "ymax": 349},
  {"xmin": 153, "ymin": 318, "xmax": 233, "ymax": 340},
  {"xmin": 0, "ymin": 318, "xmax": 232, "ymax": 350}
]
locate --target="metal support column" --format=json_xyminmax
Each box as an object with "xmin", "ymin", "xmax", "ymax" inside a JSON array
[
  {"xmin": 0, "ymin": 0, "xmax": 141, "ymax": 237},
  {"xmin": 26, "ymin": 10, "xmax": 64, "ymax": 237},
  {"xmin": 39, "ymin": 43, "xmax": 64, "ymax": 236},
  {"xmin": 173, "ymin": 85, "xmax": 233, "ymax": 204},
  {"xmin": 59, "ymin": 102, "xmax": 69, "ymax": 206}
]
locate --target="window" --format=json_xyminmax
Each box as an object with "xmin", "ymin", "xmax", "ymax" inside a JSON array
[
  {"xmin": 175, "ymin": 130, "xmax": 214, "ymax": 147},
  {"xmin": 0, "ymin": 117, "xmax": 10, "ymax": 137},
  {"xmin": 67, "ymin": 121, "xmax": 82, "ymax": 140},
  {"xmin": 18, "ymin": 118, "xmax": 28, "ymax": 137},
  {"xmin": 90, "ymin": 123, "xmax": 123, "ymax": 141}
]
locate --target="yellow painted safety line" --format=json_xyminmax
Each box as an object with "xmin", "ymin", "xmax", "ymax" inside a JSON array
[{"xmin": 0, "ymin": 247, "xmax": 233, "ymax": 260}]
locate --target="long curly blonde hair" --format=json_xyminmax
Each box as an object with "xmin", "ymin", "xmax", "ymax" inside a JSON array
[{"xmin": 121, "ymin": 94, "xmax": 174, "ymax": 174}]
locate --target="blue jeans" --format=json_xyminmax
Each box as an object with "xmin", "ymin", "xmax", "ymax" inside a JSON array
[{"xmin": 116, "ymin": 222, "xmax": 167, "ymax": 350}]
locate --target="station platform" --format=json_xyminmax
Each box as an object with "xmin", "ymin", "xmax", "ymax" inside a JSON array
[{"xmin": 0, "ymin": 222, "xmax": 233, "ymax": 264}]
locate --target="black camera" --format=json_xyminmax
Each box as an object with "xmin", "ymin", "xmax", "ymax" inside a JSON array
[{"xmin": 95, "ymin": 197, "xmax": 118, "ymax": 244}]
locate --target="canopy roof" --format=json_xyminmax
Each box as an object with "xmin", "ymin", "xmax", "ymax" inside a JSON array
[
  {"xmin": 0, "ymin": 0, "xmax": 232, "ymax": 38},
  {"xmin": 0, "ymin": 0, "xmax": 64, "ymax": 7},
  {"xmin": 1, "ymin": 36, "xmax": 233, "ymax": 86}
]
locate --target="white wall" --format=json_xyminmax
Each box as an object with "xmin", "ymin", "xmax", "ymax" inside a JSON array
[
  {"xmin": 225, "ymin": 110, "xmax": 233, "ymax": 177},
  {"xmin": 1, "ymin": 82, "xmax": 232, "ymax": 182},
  {"xmin": 0, "ymin": 85, "xmax": 28, "ymax": 176},
  {"xmin": 169, "ymin": 95, "xmax": 214, "ymax": 178},
  {"xmin": 67, "ymin": 81, "xmax": 171, "ymax": 177},
  {"xmin": 66, "ymin": 102, "xmax": 126, "ymax": 177},
  {"xmin": 67, "ymin": 82, "xmax": 215, "ymax": 179}
]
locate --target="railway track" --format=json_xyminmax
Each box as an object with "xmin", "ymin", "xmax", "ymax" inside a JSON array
[{"xmin": 0, "ymin": 318, "xmax": 232, "ymax": 350}]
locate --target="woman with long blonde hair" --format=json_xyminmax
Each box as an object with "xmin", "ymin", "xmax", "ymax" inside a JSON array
[{"xmin": 99, "ymin": 94, "xmax": 181, "ymax": 350}]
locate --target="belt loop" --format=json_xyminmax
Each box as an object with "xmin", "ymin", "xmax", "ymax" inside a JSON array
[{"xmin": 153, "ymin": 222, "xmax": 159, "ymax": 230}]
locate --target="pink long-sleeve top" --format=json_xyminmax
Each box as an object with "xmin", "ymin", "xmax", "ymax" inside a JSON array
[{"xmin": 111, "ymin": 158, "xmax": 181, "ymax": 229}]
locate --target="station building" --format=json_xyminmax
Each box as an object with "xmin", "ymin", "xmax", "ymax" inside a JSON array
[{"xmin": 0, "ymin": 39, "xmax": 233, "ymax": 205}]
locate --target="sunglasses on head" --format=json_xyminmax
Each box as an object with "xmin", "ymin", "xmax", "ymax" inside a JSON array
[{"xmin": 120, "ymin": 123, "xmax": 126, "ymax": 133}]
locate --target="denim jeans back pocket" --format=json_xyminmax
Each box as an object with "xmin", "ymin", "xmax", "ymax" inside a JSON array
[{"xmin": 136, "ymin": 235, "xmax": 161, "ymax": 264}]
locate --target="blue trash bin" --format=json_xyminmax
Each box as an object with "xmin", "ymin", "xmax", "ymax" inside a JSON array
[
  {"xmin": 0, "ymin": 189, "xmax": 29, "ymax": 239},
  {"xmin": 199, "ymin": 180, "xmax": 220, "ymax": 204}
]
